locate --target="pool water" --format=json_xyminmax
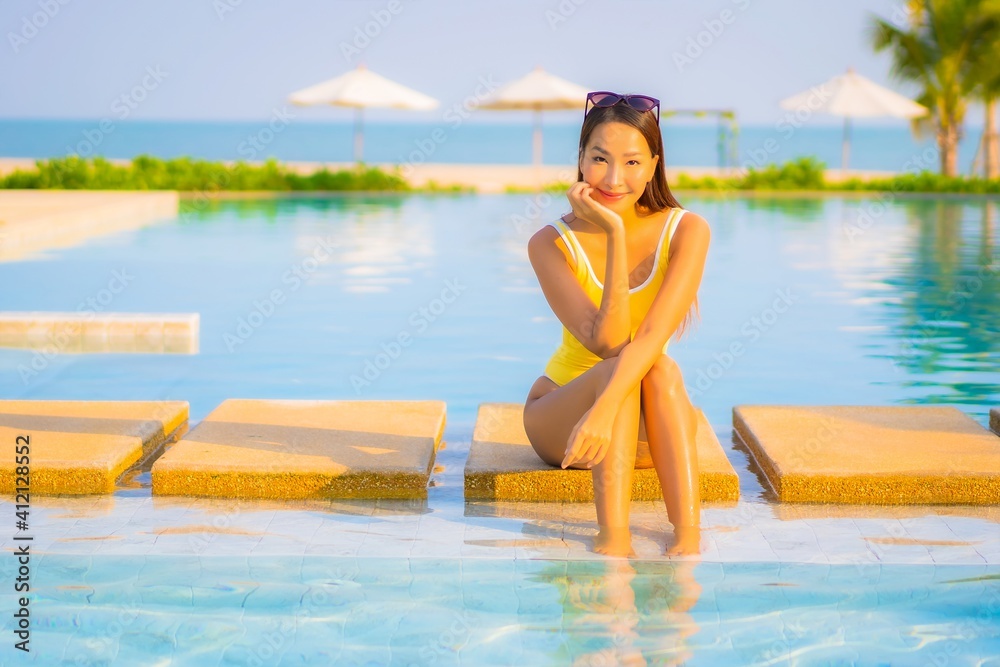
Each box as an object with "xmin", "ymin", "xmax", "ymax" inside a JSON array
[
  {"xmin": 13, "ymin": 555, "xmax": 1000, "ymax": 665},
  {"xmin": 1, "ymin": 193, "xmax": 999, "ymax": 665},
  {"xmin": 1, "ymin": 193, "xmax": 997, "ymax": 430}
]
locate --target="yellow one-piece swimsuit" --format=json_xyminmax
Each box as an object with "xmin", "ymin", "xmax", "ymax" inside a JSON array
[{"xmin": 542, "ymin": 206, "xmax": 687, "ymax": 387}]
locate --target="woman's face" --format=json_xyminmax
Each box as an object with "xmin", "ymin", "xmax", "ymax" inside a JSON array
[{"xmin": 579, "ymin": 122, "xmax": 659, "ymax": 210}]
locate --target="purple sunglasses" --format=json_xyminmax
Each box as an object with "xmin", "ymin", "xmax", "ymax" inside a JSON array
[{"xmin": 584, "ymin": 91, "xmax": 660, "ymax": 124}]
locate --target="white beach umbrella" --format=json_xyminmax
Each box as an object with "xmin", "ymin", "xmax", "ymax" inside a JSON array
[
  {"xmin": 779, "ymin": 67, "xmax": 928, "ymax": 170},
  {"xmin": 477, "ymin": 66, "xmax": 591, "ymax": 166},
  {"xmin": 288, "ymin": 63, "xmax": 439, "ymax": 162}
]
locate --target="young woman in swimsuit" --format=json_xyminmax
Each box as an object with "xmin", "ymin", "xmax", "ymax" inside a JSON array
[{"xmin": 522, "ymin": 91, "xmax": 711, "ymax": 558}]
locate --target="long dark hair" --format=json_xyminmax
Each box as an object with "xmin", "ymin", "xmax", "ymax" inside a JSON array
[{"xmin": 575, "ymin": 100, "xmax": 700, "ymax": 341}]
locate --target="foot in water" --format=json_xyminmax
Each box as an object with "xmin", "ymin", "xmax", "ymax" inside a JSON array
[
  {"xmin": 594, "ymin": 525, "xmax": 635, "ymax": 557},
  {"xmin": 665, "ymin": 524, "xmax": 701, "ymax": 557}
]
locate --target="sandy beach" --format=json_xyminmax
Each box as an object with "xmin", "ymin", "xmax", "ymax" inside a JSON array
[{"xmin": 0, "ymin": 157, "xmax": 895, "ymax": 194}]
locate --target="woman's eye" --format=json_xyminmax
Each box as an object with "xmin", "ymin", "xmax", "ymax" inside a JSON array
[{"xmin": 591, "ymin": 157, "xmax": 639, "ymax": 165}]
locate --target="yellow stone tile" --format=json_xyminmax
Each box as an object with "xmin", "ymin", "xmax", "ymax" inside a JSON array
[
  {"xmin": 0, "ymin": 400, "xmax": 190, "ymax": 494},
  {"xmin": 81, "ymin": 319, "xmax": 109, "ymax": 353},
  {"xmin": 151, "ymin": 399, "xmax": 446, "ymax": 499},
  {"xmin": 164, "ymin": 315, "xmax": 199, "ymax": 354},
  {"xmin": 464, "ymin": 402, "xmax": 739, "ymax": 502},
  {"xmin": 733, "ymin": 405, "xmax": 1000, "ymax": 504},
  {"xmin": 106, "ymin": 317, "xmax": 137, "ymax": 352},
  {"xmin": 135, "ymin": 320, "xmax": 165, "ymax": 353}
]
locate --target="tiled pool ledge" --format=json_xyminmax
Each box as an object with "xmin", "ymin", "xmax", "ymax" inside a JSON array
[
  {"xmin": 0, "ymin": 312, "xmax": 199, "ymax": 353},
  {"xmin": 0, "ymin": 189, "xmax": 178, "ymax": 262},
  {"xmin": 3, "ymin": 465, "xmax": 999, "ymax": 565}
]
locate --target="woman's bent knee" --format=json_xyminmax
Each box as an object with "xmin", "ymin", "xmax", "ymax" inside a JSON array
[{"xmin": 642, "ymin": 354, "xmax": 687, "ymax": 397}]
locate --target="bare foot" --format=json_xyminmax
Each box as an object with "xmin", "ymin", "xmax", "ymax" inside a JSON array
[
  {"xmin": 665, "ymin": 524, "xmax": 701, "ymax": 557},
  {"xmin": 594, "ymin": 526, "xmax": 635, "ymax": 557}
]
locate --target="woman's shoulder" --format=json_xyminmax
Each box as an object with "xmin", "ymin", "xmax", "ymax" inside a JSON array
[
  {"xmin": 528, "ymin": 213, "xmax": 576, "ymax": 267},
  {"xmin": 671, "ymin": 209, "xmax": 711, "ymax": 245}
]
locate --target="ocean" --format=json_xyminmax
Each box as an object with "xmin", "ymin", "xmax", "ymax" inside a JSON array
[{"xmin": 0, "ymin": 118, "xmax": 988, "ymax": 174}]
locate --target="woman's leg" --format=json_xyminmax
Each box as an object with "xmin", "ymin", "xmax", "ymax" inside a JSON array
[
  {"xmin": 523, "ymin": 357, "xmax": 642, "ymax": 556},
  {"xmin": 639, "ymin": 354, "xmax": 701, "ymax": 555}
]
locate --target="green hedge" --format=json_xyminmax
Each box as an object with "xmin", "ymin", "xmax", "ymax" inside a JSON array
[
  {"xmin": 0, "ymin": 155, "xmax": 418, "ymax": 191},
  {"xmin": 674, "ymin": 157, "xmax": 1000, "ymax": 193},
  {"xmin": 6, "ymin": 155, "xmax": 999, "ymax": 194}
]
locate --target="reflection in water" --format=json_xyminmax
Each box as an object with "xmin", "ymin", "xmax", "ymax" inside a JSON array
[
  {"xmin": 534, "ymin": 559, "xmax": 701, "ymax": 666},
  {"xmin": 882, "ymin": 199, "xmax": 1000, "ymax": 406},
  {"xmin": 177, "ymin": 193, "xmax": 408, "ymax": 223},
  {"xmin": 738, "ymin": 195, "xmax": 827, "ymax": 221}
]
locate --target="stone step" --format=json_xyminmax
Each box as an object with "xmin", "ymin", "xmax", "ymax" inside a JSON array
[
  {"xmin": 0, "ymin": 400, "xmax": 189, "ymax": 494},
  {"xmin": 465, "ymin": 402, "xmax": 739, "ymax": 502},
  {"xmin": 151, "ymin": 399, "xmax": 446, "ymax": 499},
  {"xmin": 734, "ymin": 405, "xmax": 1000, "ymax": 504}
]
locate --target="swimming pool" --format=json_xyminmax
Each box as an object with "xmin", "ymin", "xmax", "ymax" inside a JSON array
[{"xmin": 1, "ymin": 193, "xmax": 998, "ymax": 664}]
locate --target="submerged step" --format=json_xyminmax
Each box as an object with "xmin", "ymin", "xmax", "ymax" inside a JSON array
[
  {"xmin": 0, "ymin": 400, "xmax": 189, "ymax": 494},
  {"xmin": 0, "ymin": 190, "xmax": 178, "ymax": 262},
  {"xmin": 734, "ymin": 405, "xmax": 1000, "ymax": 504},
  {"xmin": 465, "ymin": 402, "xmax": 739, "ymax": 502},
  {"xmin": 0, "ymin": 312, "xmax": 199, "ymax": 354},
  {"xmin": 151, "ymin": 399, "xmax": 446, "ymax": 499}
]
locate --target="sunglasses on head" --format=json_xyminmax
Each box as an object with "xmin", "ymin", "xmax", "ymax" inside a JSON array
[{"xmin": 584, "ymin": 91, "xmax": 660, "ymax": 125}]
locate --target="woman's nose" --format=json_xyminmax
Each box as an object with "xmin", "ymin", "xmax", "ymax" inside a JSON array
[{"xmin": 604, "ymin": 163, "xmax": 624, "ymax": 187}]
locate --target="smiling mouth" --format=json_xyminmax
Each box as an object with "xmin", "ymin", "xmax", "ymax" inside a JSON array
[{"xmin": 598, "ymin": 189, "xmax": 628, "ymax": 198}]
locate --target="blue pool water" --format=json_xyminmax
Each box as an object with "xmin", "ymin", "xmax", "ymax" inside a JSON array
[
  {"xmin": 1, "ymin": 193, "xmax": 997, "ymax": 432},
  {"xmin": 1, "ymin": 193, "xmax": 999, "ymax": 665},
  {"xmin": 6, "ymin": 556, "xmax": 1000, "ymax": 665}
]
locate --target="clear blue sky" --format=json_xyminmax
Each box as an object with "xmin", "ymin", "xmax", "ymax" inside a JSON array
[{"xmin": 3, "ymin": 0, "xmax": 969, "ymax": 126}]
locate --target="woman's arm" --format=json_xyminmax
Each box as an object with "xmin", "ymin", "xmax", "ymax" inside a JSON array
[
  {"xmin": 528, "ymin": 182, "xmax": 635, "ymax": 359},
  {"xmin": 528, "ymin": 219, "xmax": 632, "ymax": 359},
  {"xmin": 594, "ymin": 212, "xmax": 712, "ymax": 411},
  {"xmin": 588, "ymin": 219, "xmax": 632, "ymax": 358}
]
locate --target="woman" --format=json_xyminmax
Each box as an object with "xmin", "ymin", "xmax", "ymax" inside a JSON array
[{"xmin": 522, "ymin": 91, "xmax": 711, "ymax": 558}]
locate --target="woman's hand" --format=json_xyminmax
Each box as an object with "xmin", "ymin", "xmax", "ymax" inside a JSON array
[
  {"xmin": 567, "ymin": 181, "xmax": 624, "ymax": 234},
  {"xmin": 562, "ymin": 402, "xmax": 619, "ymax": 469}
]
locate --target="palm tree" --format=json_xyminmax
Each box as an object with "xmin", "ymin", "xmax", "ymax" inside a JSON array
[
  {"xmin": 867, "ymin": 0, "xmax": 1000, "ymax": 176},
  {"xmin": 970, "ymin": 33, "xmax": 1000, "ymax": 177}
]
